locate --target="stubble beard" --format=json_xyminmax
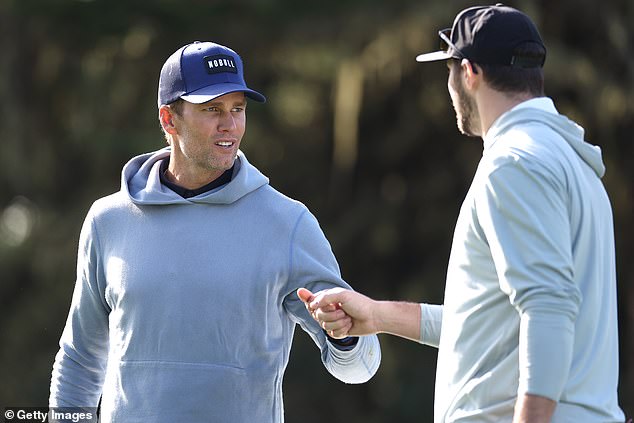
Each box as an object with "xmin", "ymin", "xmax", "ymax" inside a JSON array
[
  {"xmin": 453, "ymin": 72, "xmax": 480, "ymax": 137},
  {"xmin": 176, "ymin": 126, "xmax": 239, "ymax": 179}
]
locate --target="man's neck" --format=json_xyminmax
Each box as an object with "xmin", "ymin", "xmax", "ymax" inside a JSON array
[
  {"xmin": 163, "ymin": 165, "xmax": 226, "ymax": 190},
  {"xmin": 159, "ymin": 159, "xmax": 234, "ymax": 198},
  {"xmin": 477, "ymin": 88, "xmax": 535, "ymax": 137}
]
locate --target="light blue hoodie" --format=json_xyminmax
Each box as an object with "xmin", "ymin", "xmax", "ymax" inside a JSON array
[
  {"xmin": 50, "ymin": 148, "xmax": 380, "ymax": 422},
  {"xmin": 421, "ymin": 98, "xmax": 624, "ymax": 422}
]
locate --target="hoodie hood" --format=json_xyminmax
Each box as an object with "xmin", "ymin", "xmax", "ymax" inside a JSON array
[
  {"xmin": 485, "ymin": 98, "xmax": 606, "ymax": 178},
  {"xmin": 122, "ymin": 147, "xmax": 269, "ymax": 205}
]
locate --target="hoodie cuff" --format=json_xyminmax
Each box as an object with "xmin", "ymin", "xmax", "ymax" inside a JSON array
[{"xmin": 324, "ymin": 330, "xmax": 359, "ymax": 351}]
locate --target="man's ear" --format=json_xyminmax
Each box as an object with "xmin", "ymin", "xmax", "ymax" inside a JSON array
[
  {"xmin": 159, "ymin": 105, "xmax": 178, "ymax": 136},
  {"xmin": 460, "ymin": 59, "xmax": 480, "ymax": 91}
]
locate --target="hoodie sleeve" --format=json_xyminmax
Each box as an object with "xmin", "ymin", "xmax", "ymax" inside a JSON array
[
  {"xmin": 282, "ymin": 209, "xmax": 381, "ymax": 384},
  {"xmin": 475, "ymin": 158, "xmax": 581, "ymax": 401},
  {"xmin": 418, "ymin": 303, "xmax": 443, "ymax": 347},
  {"xmin": 50, "ymin": 205, "xmax": 110, "ymax": 407}
]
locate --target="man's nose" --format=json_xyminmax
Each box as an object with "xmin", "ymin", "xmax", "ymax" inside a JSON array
[{"xmin": 217, "ymin": 110, "xmax": 237, "ymax": 131}]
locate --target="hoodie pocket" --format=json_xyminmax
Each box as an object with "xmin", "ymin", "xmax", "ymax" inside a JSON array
[{"xmin": 101, "ymin": 360, "xmax": 254, "ymax": 423}]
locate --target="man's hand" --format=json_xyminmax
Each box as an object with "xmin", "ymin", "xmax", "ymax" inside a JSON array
[
  {"xmin": 297, "ymin": 288, "xmax": 423, "ymax": 342},
  {"xmin": 296, "ymin": 287, "xmax": 379, "ymax": 339}
]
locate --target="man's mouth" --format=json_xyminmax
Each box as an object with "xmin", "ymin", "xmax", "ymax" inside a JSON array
[{"xmin": 215, "ymin": 141, "xmax": 235, "ymax": 148}]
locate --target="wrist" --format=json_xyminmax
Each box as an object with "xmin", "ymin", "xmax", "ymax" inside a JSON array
[
  {"xmin": 324, "ymin": 330, "xmax": 359, "ymax": 351},
  {"xmin": 513, "ymin": 393, "xmax": 556, "ymax": 423},
  {"xmin": 373, "ymin": 300, "xmax": 390, "ymax": 334},
  {"xmin": 374, "ymin": 300, "xmax": 422, "ymax": 342}
]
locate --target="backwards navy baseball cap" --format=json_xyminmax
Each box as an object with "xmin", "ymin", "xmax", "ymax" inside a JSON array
[
  {"xmin": 158, "ymin": 41, "xmax": 266, "ymax": 108},
  {"xmin": 416, "ymin": 4, "xmax": 546, "ymax": 68}
]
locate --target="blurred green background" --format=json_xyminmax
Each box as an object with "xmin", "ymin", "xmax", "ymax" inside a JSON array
[{"xmin": 0, "ymin": 0, "xmax": 632, "ymax": 420}]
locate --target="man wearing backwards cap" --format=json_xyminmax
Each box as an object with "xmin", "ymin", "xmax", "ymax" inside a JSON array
[
  {"xmin": 49, "ymin": 41, "xmax": 380, "ymax": 422},
  {"xmin": 299, "ymin": 4, "xmax": 626, "ymax": 422}
]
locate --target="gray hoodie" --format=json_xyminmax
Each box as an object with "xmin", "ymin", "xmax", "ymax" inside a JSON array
[
  {"xmin": 426, "ymin": 98, "xmax": 624, "ymax": 422},
  {"xmin": 50, "ymin": 149, "xmax": 381, "ymax": 422}
]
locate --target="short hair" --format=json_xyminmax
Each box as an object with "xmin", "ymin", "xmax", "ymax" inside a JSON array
[
  {"xmin": 476, "ymin": 43, "xmax": 546, "ymax": 96},
  {"xmin": 159, "ymin": 99, "xmax": 185, "ymax": 144},
  {"xmin": 166, "ymin": 99, "xmax": 185, "ymax": 116}
]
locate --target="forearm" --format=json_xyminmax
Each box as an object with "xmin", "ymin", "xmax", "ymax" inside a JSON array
[
  {"xmin": 518, "ymin": 308, "xmax": 574, "ymax": 399},
  {"xmin": 512, "ymin": 306, "xmax": 574, "ymax": 423},
  {"xmin": 303, "ymin": 289, "xmax": 435, "ymax": 345},
  {"xmin": 513, "ymin": 393, "xmax": 556, "ymax": 423},
  {"xmin": 50, "ymin": 347, "xmax": 105, "ymax": 407},
  {"xmin": 374, "ymin": 301, "xmax": 422, "ymax": 342}
]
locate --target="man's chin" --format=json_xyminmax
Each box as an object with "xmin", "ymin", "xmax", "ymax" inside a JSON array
[
  {"xmin": 457, "ymin": 119, "xmax": 480, "ymax": 137},
  {"xmin": 460, "ymin": 129, "xmax": 480, "ymax": 138}
]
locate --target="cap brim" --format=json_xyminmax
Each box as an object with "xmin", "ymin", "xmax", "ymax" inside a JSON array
[
  {"xmin": 415, "ymin": 50, "xmax": 453, "ymax": 62},
  {"xmin": 181, "ymin": 83, "xmax": 266, "ymax": 103}
]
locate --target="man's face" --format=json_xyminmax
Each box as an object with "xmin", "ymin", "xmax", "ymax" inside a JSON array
[
  {"xmin": 170, "ymin": 92, "xmax": 247, "ymax": 181},
  {"xmin": 447, "ymin": 61, "xmax": 480, "ymax": 137}
]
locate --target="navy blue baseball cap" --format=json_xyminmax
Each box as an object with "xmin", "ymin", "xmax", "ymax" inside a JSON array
[
  {"xmin": 158, "ymin": 41, "xmax": 266, "ymax": 108},
  {"xmin": 416, "ymin": 4, "xmax": 546, "ymax": 68}
]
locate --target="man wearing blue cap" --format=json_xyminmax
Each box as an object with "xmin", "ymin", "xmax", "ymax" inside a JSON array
[
  {"xmin": 299, "ymin": 5, "xmax": 626, "ymax": 423},
  {"xmin": 49, "ymin": 41, "xmax": 381, "ymax": 422}
]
